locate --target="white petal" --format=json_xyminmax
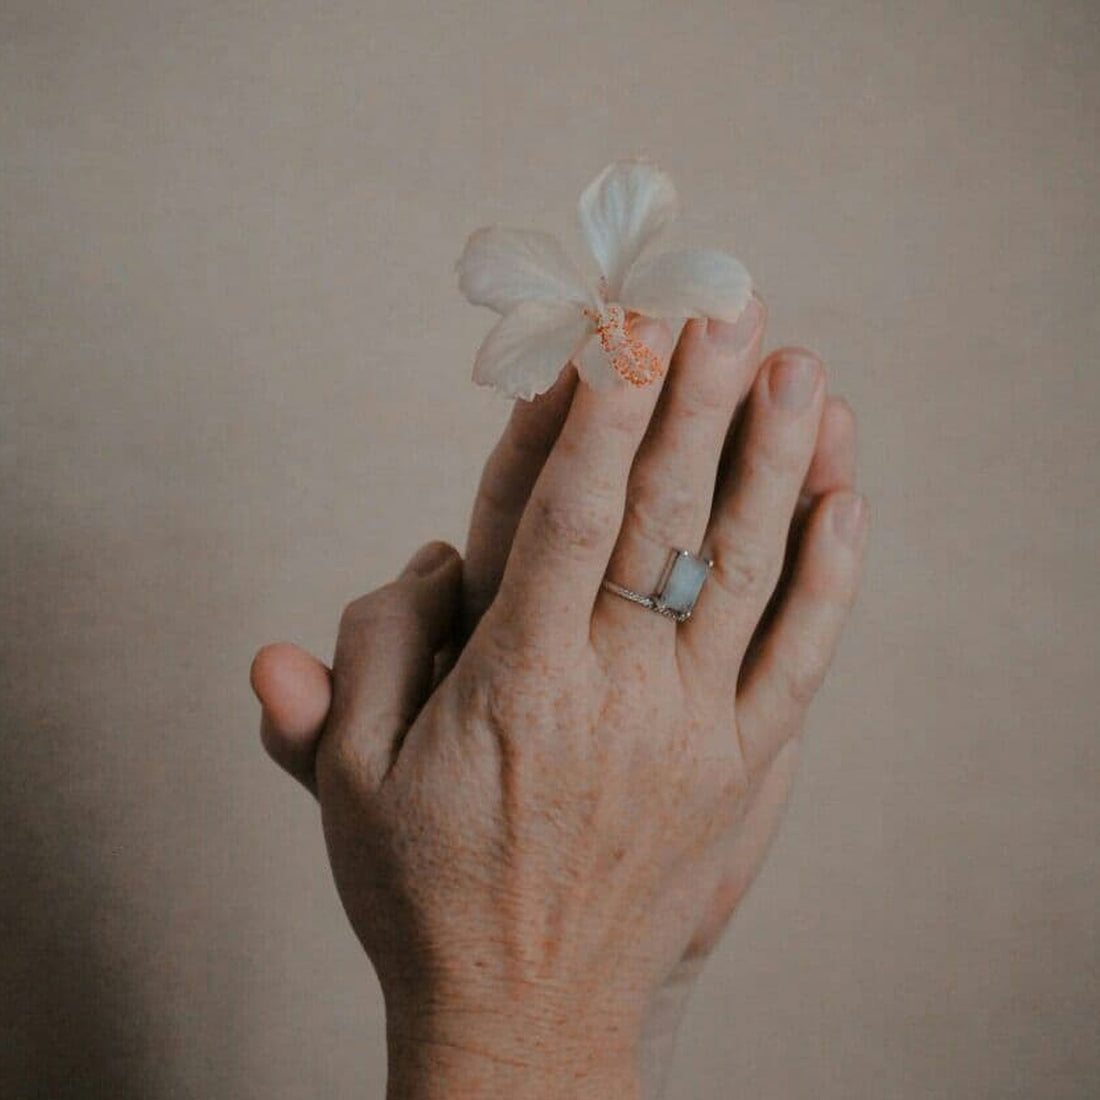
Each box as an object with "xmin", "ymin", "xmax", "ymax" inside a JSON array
[
  {"xmin": 573, "ymin": 333, "xmax": 620, "ymax": 392},
  {"xmin": 456, "ymin": 227, "xmax": 594, "ymax": 315},
  {"xmin": 472, "ymin": 299, "xmax": 591, "ymax": 400},
  {"xmin": 619, "ymin": 248, "xmax": 753, "ymax": 322},
  {"xmin": 578, "ymin": 159, "xmax": 678, "ymax": 300}
]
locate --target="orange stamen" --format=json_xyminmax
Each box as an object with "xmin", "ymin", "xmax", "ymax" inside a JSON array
[{"xmin": 590, "ymin": 304, "xmax": 666, "ymax": 387}]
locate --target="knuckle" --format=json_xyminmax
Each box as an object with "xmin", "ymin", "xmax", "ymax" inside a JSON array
[
  {"xmin": 670, "ymin": 364, "xmax": 731, "ymax": 420},
  {"xmin": 821, "ymin": 585, "xmax": 858, "ymax": 617},
  {"xmin": 338, "ymin": 583, "xmax": 409, "ymax": 635},
  {"xmin": 802, "ymin": 567, "xmax": 859, "ymax": 612},
  {"xmin": 591, "ymin": 396, "xmax": 649, "ymax": 440},
  {"xmin": 839, "ymin": 584, "xmax": 862, "ymax": 617},
  {"xmin": 835, "ymin": 574, "xmax": 861, "ymax": 612},
  {"xmin": 504, "ymin": 414, "xmax": 555, "ymax": 463},
  {"xmin": 716, "ymin": 758, "xmax": 752, "ymax": 804},
  {"xmin": 776, "ymin": 647, "xmax": 827, "ymax": 709},
  {"xmin": 696, "ymin": 728, "xmax": 752, "ymax": 801},
  {"xmin": 338, "ymin": 597, "xmax": 366, "ymax": 632},
  {"xmin": 528, "ymin": 490, "xmax": 619, "ymax": 558},
  {"xmin": 366, "ymin": 585, "xmax": 414, "ymax": 628},
  {"xmin": 746, "ymin": 438, "xmax": 805, "ymax": 484},
  {"xmin": 475, "ymin": 449, "xmax": 521, "ymax": 515},
  {"xmin": 710, "ymin": 531, "xmax": 781, "ymax": 601},
  {"xmin": 506, "ymin": 409, "xmax": 558, "ymax": 464},
  {"xmin": 316, "ymin": 721, "xmax": 376, "ymax": 792},
  {"xmin": 623, "ymin": 470, "xmax": 697, "ymax": 546}
]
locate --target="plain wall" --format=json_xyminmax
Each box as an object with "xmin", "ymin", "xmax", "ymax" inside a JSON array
[{"xmin": 2, "ymin": 1, "xmax": 1097, "ymax": 1096}]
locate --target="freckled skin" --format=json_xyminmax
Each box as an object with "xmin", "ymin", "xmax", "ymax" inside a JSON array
[{"xmin": 317, "ymin": 619, "xmax": 744, "ymax": 1073}]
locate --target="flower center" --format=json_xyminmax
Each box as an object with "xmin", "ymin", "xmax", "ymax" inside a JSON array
[{"xmin": 585, "ymin": 303, "xmax": 666, "ymax": 387}]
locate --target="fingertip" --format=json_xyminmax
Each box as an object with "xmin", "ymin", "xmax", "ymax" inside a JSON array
[
  {"xmin": 405, "ymin": 543, "xmax": 465, "ymax": 621},
  {"xmin": 748, "ymin": 348, "xmax": 825, "ymax": 429},
  {"xmin": 760, "ymin": 345, "xmax": 823, "ymax": 378},
  {"xmin": 703, "ymin": 294, "xmax": 766, "ymax": 357},
  {"xmin": 568, "ymin": 316, "xmax": 672, "ymax": 434},
  {"xmin": 826, "ymin": 393, "xmax": 855, "ymax": 425},
  {"xmin": 767, "ymin": 344, "xmax": 821, "ymax": 365},
  {"xmin": 534, "ymin": 361, "xmax": 580, "ymax": 406},
  {"xmin": 250, "ymin": 642, "xmax": 282, "ymax": 704},
  {"xmin": 249, "ymin": 641, "xmax": 332, "ymax": 737},
  {"xmin": 402, "ymin": 540, "xmax": 462, "ymax": 579}
]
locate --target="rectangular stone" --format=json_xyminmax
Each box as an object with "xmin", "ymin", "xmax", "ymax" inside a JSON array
[{"xmin": 657, "ymin": 550, "xmax": 710, "ymax": 617}]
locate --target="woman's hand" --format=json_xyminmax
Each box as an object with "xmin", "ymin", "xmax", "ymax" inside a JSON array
[{"xmin": 251, "ymin": 301, "xmax": 867, "ymax": 1098}]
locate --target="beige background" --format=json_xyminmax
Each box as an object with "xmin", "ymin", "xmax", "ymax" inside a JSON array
[{"xmin": 2, "ymin": 1, "xmax": 1098, "ymax": 1096}]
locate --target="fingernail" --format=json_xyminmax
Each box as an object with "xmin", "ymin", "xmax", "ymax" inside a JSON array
[
  {"xmin": 706, "ymin": 294, "xmax": 764, "ymax": 354},
  {"xmin": 405, "ymin": 541, "xmax": 455, "ymax": 576},
  {"xmin": 629, "ymin": 316, "xmax": 675, "ymax": 360},
  {"xmin": 831, "ymin": 493, "xmax": 867, "ymax": 548},
  {"xmin": 769, "ymin": 352, "xmax": 820, "ymax": 412}
]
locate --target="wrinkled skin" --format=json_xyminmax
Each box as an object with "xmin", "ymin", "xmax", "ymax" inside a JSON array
[{"xmin": 324, "ymin": 600, "xmax": 749, "ymax": 1045}]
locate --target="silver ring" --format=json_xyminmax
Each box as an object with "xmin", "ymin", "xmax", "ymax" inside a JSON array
[{"xmin": 601, "ymin": 548, "xmax": 713, "ymax": 624}]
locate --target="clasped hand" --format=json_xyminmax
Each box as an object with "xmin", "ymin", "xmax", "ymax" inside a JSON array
[{"xmin": 251, "ymin": 301, "xmax": 869, "ymax": 1099}]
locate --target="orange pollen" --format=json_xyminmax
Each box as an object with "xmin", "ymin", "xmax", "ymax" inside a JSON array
[{"xmin": 587, "ymin": 303, "xmax": 665, "ymax": 387}]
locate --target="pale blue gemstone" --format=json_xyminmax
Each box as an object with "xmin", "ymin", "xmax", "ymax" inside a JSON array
[{"xmin": 658, "ymin": 551, "xmax": 710, "ymax": 616}]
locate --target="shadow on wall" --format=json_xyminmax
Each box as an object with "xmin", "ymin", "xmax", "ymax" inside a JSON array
[
  {"xmin": 0, "ymin": 513, "xmax": 165, "ymax": 1098},
  {"xmin": 0, "ymin": 784, "xmax": 159, "ymax": 1099}
]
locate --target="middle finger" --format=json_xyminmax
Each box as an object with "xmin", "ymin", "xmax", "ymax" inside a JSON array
[{"xmin": 592, "ymin": 296, "xmax": 767, "ymax": 643}]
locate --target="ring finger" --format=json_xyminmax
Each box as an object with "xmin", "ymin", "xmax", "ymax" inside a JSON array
[{"xmin": 593, "ymin": 296, "xmax": 767, "ymax": 644}]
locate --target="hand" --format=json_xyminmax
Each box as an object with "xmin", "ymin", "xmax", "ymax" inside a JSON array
[{"xmin": 252, "ymin": 301, "xmax": 867, "ymax": 1097}]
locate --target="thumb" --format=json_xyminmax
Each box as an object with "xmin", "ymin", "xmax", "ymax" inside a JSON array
[
  {"xmin": 321, "ymin": 541, "xmax": 463, "ymax": 794},
  {"xmin": 250, "ymin": 642, "xmax": 332, "ymax": 796}
]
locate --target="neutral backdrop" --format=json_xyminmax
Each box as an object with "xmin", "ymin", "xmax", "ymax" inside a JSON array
[{"xmin": 3, "ymin": 2, "xmax": 1097, "ymax": 1097}]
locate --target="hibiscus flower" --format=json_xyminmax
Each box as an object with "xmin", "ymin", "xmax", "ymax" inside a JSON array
[{"xmin": 455, "ymin": 158, "xmax": 754, "ymax": 400}]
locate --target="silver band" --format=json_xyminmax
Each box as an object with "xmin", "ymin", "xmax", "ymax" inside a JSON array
[
  {"xmin": 600, "ymin": 578, "xmax": 687, "ymax": 621},
  {"xmin": 601, "ymin": 548, "xmax": 713, "ymax": 624}
]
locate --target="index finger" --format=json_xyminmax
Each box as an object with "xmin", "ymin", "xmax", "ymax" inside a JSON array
[{"xmin": 463, "ymin": 366, "xmax": 578, "ymax": 632}]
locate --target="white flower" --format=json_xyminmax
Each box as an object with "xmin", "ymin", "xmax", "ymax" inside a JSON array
[{"xmin": 455, "ymin": 158, "xmax": 754, "ymax": 401}]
